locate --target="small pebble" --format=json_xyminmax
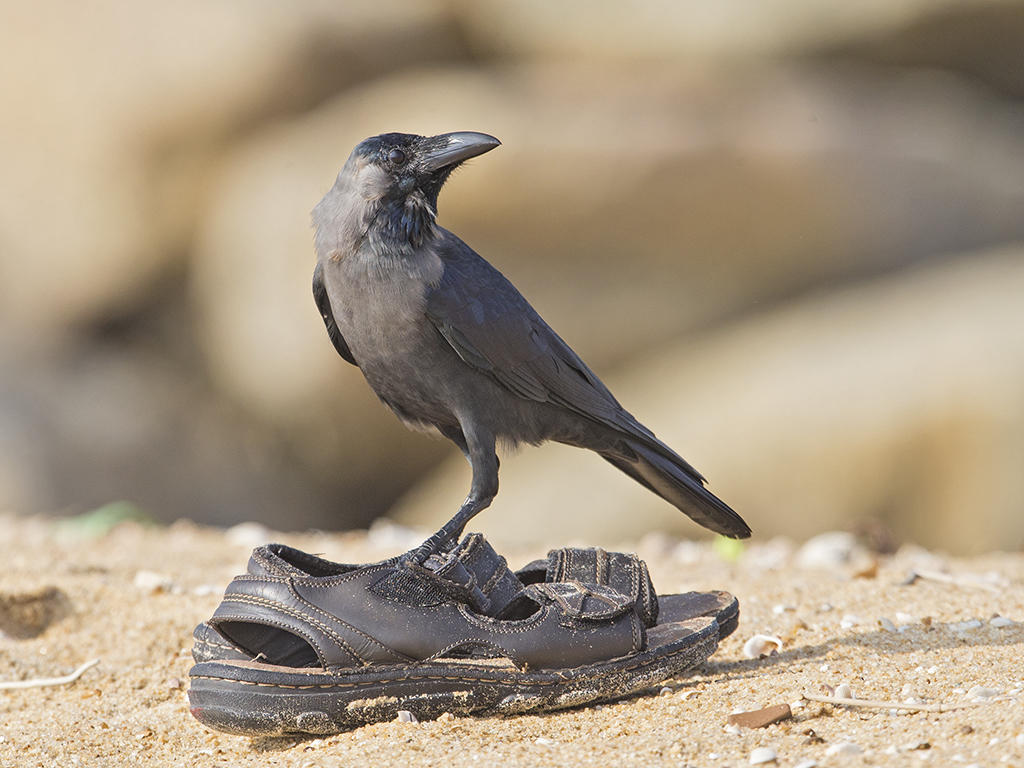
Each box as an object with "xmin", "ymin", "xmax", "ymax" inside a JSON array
[
  {"xmin": 793, "ymin": 761, "xmax": 817, "ymax": 768},
  {"xmin": 225, "ymin": 521, "xmax": 271, "ymax": 548},
  {"xmin": 367, "ymin": 519, "xmax": 423, "ymax": 551},
  {"xmin": 535, "ymin": 737, "xmax": 556, "ymax": 746},
  {"xmin": 878, "ymin": 617, "xmax": 897, "ymax": 632},
  {"xmin": 840, "ymin": 614, "xmax": 860, "ymax": 629},
  {"xmin": 990, "ymin": 616, "xmax": 1015, "ymax": 628},
  {"xmin": 825, "ymin": 742, "xmax": 864, "ymax": 756},
  {"xmin": 949, "ymin": 619, "xmax": 983, "ymax": 633},
  {"xmin": 659, "ymin": 686, "xmax": 672, "ymax": 696},
  {"xmin": 133, "ymin": 570, "xmax": 174, "ymax": 593},
  {"xmin": 834, "ymin": 683, "xmax": 853, "ymax": 699},
  {"xmin": 436, "ymin": 712, "xmax": 455, "ymax": 723},
  {"xmin": 796, "ymin": 531, "xmax": 860, "ymax": 569},
  {"xmin": 743, "ymin": 634, "xmax": 783, "ymax": 659},
  {"xmin": 749, "ymin": 746, "xmax": 778, "ymax": 764},
  {"xmin": 772, "ymin": 604, "xmax": 794, "ymax": 614},
  {"xmin": 728, "ymin": 703, "xmax": 792, "ymax": 729},
  {"xmin": 895, "ymin": 612, "xmax": 916, "ymax": 625},
  {"xmin": 396, "ymin": 710, "xmax": 418, "ymax": 723}
]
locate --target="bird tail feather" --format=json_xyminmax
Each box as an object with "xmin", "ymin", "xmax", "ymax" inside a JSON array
[{"xmin": 600, "ymin": 440, "xmax": 751, "ymax": 539}]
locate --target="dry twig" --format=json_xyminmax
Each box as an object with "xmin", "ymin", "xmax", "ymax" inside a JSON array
[
  {"xmin": 905, "ymin": 569, "xmax": 1001, "ymax": 594},
  {"xmin": 0, "ymin": 658, "xmax": 99, "ymax": 691},
  {"xmin": 802, "ymin": 692, "xmax": 1010, "ymax": 713}
]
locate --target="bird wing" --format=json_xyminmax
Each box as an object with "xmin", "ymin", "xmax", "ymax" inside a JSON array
[
  {"xmin": 425, "ymin": 237, "xmax": 659, "ymax": 443},
  {"xmin": 313, "ymin": 261, "xmax": 357, "ymax": 366}
]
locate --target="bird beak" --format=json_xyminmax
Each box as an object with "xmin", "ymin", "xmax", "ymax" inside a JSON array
[{"xmin": 420, "ymin": 132, "xmax": 501, "ymax": 172}]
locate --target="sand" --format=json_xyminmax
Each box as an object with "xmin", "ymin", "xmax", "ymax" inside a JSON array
[{"xmin": 0, "ymin": 514, "xmax": 1022, "ymax": 768}]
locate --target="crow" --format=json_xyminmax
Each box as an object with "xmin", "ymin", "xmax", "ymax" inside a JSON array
[{"xmin": 311, "ymin": 131, "xmax": 750, "ymax": 562}]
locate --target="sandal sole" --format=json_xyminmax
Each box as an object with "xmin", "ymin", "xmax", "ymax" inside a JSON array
[{"xmin": 188, "ymin": 616, "xmax": 718, "ymax": 735}]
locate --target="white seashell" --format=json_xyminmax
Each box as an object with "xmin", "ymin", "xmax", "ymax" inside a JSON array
[
  {"xmin": 793, "ymin": 761, "xmax": 817, "ymax": 768},
  {"xmin": 990, "ymin": 616, "xmax": 1015, "ymax": 628},
  {"xmin": 534, "ymin": 737, "xmax": 556, "ymax": 746},
  {"xmin": 878, "ymin": 617, "xmax": 897, "ymax": 632},
  {"xmin": 749, "ymin": 746, "xmax": 778, "ymax": 764},
  {"xmin": 840, "ymin": 614, "xmax": 860, "ymax": 629},
  {"xmin": 833, "ymin": 683, "xmax": 853, "ymax": 699},
  {"xmin": 743, "ymin": 634, "xmax": 783, "ymax": 659},
  {"xmin": 895, "ymin": 612, "xmax": 916, "ymax": 625},
  {"xmin": 396, "ymin": 710, "xmax": 418, "ymax": 723},
  {"xmin": 825, "ymin": 742, "xmax": 863, "ymax": 756},
  {"xmin": 966, "ymin": 685, "xmax": 1002, "ymax": 700}
]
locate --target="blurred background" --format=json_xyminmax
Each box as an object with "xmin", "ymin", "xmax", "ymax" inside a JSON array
[{"xmin": 1, "ymin": 0, "xmax": 1023, "ymax": 554}]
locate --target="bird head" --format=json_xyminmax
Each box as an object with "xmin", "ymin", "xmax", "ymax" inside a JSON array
[{"xmin": 315, "ymin": 131, "xmax": 500, "ymax": 255}]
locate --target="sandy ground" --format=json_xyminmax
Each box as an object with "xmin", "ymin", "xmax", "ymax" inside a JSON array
[{"xmin": 0, "ymin": 514, "xmax": 1022, "ymax": 768}]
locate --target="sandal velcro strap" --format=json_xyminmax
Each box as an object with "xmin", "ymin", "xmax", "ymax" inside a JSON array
[
  {"xmin": 520, "ymin": 547, "xmax": 660, "ymax": 627},
  {"xmin": 525, "ymin": 581, "xmax": 633, "ymax": 622},
  {"xmin": 416, "ymin": 532, "xmax": 524, "ymax": 615}
]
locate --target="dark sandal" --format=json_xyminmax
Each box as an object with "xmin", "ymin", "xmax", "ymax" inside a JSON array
[
  {"xmin": 187, "ymin": 540, "xmax": 719, "ymax": 735},
  {"xmin": 191, "ymin": 537, "xmax": 738, "ymax": 665}
]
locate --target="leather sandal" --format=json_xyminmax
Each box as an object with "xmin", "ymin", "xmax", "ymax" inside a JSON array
[
  {"xmin": 187, "ymin": 538, "xmax": 719, "ymax": 735},
  {"xmin": 191, "ymin": 537, "xmax": 738, "ymax": 666}
]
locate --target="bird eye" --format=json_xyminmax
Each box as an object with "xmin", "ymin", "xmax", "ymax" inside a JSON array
[{"xmin": 388, "ymin": 148, "xmax": 407, "ymax": 166}]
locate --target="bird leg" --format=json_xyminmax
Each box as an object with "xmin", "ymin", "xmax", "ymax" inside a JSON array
[
  {"xmin": 402, "ymin": 423, "xmax": 498, "ymax": 566},
  {"xmin": 402, "ymin": 496, "xmax": 488, "ymax": 566}
]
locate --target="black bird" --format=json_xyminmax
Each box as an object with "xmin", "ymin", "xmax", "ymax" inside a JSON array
[{"xmin": 311, "ymin": 131, "xmax": 751, "ymax": 561}]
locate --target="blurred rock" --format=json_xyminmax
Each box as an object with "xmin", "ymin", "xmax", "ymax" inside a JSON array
[
  {"xmin": 453, "ymin": 0, "xmax": 1018, "ymax": 61},
  {"xmin": 0, "ymin": 0, "xmax": 455, "ymax": 334},
  {"xmin": 0, "ymin": 332, "xmax": 370, "ymax": 529},
  {"xmin": 393, "ymin": 246, "xmax": 1024, "ymax": 554},
  {"xmin": 833, "ymin": 1, "xmax": 1024, "ymax": 100},
  {"xmin": 0, "ymin": 586, "xmax": 71, "ymax": 639}
]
